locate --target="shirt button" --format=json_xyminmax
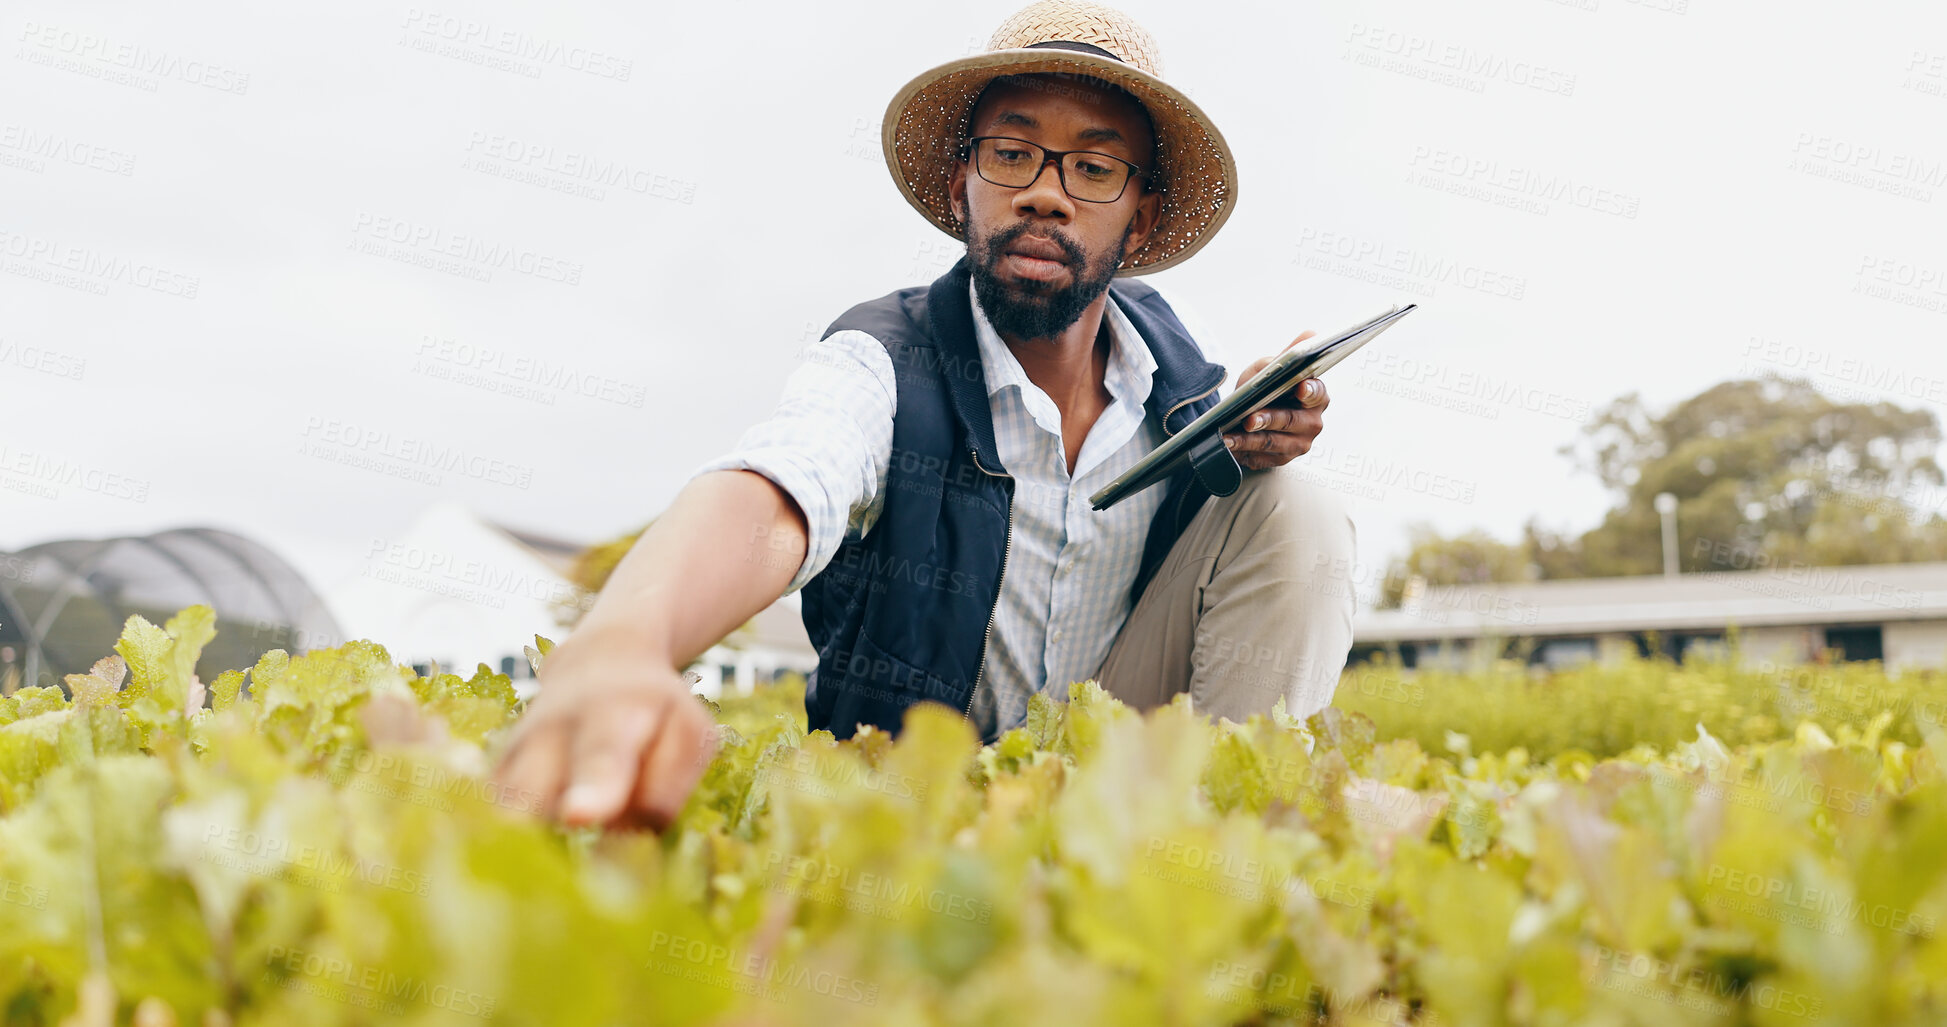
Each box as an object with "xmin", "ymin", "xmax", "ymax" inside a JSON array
[{"xmin": 1051, "ymin": 629, "xmax": 1064, "ymax": 643}]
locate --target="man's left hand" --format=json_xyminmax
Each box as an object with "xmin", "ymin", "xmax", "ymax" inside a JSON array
[{"xmin": 1222, "ymin": 330, "xmax": 1329, "ymax": 470}]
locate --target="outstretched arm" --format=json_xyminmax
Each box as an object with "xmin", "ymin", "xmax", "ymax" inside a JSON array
[
  {"xmin": 490, "ymin": 469, "xmax": 807, "ymax": 830},
  {"xmin": 491, "ymin": 328, "xmax": 897, "ymax": 830}
]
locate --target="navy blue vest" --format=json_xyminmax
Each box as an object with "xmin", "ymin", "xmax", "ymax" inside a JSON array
[{"xmin": 799, "ymin": 255, "xmax": 1230, "ymax": 742}]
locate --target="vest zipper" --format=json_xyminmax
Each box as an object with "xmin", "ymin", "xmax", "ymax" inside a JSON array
[
  {"xmin": 959, "ymin": 375, "xmax": 1216, "ymax": 728},
  {"xmin": 1162, "ymin": 380, "xmax": 1222, "ymax": 438},
  {"xmin": 965, "ymin": 446, "xmax": 1014, "ymax": 727}
]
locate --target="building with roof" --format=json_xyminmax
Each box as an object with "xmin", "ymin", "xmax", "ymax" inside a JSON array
[
  {"xmin": 322, "ymin": 500, "xmax": 589, "ymax": 687},
  {"xmin": 1352, "ymin": 560, "xmax": 1947, "ymax": 672},
  {"xmin": 687, "ymin": 592, "xmax": 819, "ymax": 700}
]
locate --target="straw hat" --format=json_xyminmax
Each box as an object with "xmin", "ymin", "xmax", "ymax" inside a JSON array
[{"xmin": 882, "ymin": 0, "xmax": 1237, "ymax": 277}]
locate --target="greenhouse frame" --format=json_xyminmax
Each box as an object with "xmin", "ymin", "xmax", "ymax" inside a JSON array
[{"xmin": 0, "ymin": 527, "xmax": 341, "ymax": 695}]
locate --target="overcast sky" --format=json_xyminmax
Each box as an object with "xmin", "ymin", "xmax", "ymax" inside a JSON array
[{"xmin": 6, "ymin": 0, "xmax": 1945, "ymax": 617}]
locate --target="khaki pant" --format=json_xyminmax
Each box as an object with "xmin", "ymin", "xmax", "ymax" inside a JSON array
[{"xmin": 1095, "ymin": 462, "xmax": 1359, "ymax": 724}]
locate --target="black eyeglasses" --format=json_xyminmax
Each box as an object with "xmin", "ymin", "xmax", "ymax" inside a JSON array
[{"xmin": 958, "ymin": 135, "xmax": 1147, "ymax": 204}]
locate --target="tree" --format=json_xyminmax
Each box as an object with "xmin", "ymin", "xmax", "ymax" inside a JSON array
[
  {"xmin": 1377, "ymin": 526, "xmax": 1537, "ymax": 608},
  {"xmin": 1390, "ymin": 374, "xmax": 1947, "ymax": 584}
]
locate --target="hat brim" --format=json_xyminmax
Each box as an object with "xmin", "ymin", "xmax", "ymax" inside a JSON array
[{"xmin": 882, "ymin": 48, "xmax": 1237, "ymax": 277}]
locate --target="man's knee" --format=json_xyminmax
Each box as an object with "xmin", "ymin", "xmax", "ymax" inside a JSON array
[
  {"xmin": 1230, "ymin": 464, "xmax": 1358, "ymax": 565},
  {"xmin": 1204, "ymin": 463, "xmax": 1360, "ymax": 625},
  {"xmin": 1192, "ymin": 466, "xmax": 1360, "ymax": 722}
]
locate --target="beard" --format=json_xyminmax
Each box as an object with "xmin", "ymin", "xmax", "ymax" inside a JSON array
[{"xmin": 966, "ymin": 220, "xmax": 1127, "ymax": 342}]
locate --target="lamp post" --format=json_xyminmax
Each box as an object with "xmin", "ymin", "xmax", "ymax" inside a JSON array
[{"xmin": 1655, "ymin": 492, "xmax": 1679, "ymax": 578}]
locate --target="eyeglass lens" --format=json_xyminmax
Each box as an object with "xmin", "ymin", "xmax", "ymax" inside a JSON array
[{"xmin": 972, "ymin": 138, "xmax": 1132, "ymax": 202}]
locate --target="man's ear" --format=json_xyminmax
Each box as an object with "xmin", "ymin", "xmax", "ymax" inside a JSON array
[
  {"xmin": 1122, "ymin": 186, "xmax": 1163, "ymax": 256},
  {"xmin": 946, "ymin": 163, "xmax": 969, "ymax": 226}
]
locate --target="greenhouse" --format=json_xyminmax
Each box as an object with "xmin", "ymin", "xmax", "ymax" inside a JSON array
[{"xmin": 0, "ymin": 527, "xmax": 340, "ymax": 694}]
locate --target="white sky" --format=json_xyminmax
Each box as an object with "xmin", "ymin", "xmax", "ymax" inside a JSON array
[{"xmin": 5, "ymin": 0, "xmax": 1945, "ymax": 613}]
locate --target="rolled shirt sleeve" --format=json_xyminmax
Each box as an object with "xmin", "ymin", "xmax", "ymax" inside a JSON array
[{"xmin": 686, "ymin": 330, "xmax": 896, "ymax": 596}]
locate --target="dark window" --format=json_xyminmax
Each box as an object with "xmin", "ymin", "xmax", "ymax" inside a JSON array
[
  {"xmin": 1630, "ymin": 631, "xmax": 1722, "ymax": 662},
  {"xmin": 500, "ymin": 655, "xmax": 518, "ymax": 678},
  {"xmin": 1531, "ymin": 637, "xmax": 1597, "ymax": 669},
  {"xmin": 1672, "ymin": 632, "xmax": 1724, "ymax": 663},
  {"xmin": 1824, "ymin": 626, "xmax": 1884, "ymax": 662}
]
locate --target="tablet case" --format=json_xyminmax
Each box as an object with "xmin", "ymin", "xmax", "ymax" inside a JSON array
[{"xmin": 1089, "ymin": 302, "xmax": 1417, "ymax": 511}]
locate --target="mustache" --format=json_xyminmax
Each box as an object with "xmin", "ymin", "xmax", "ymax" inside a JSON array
[{"xmin": 990, "ymin": 224, "xmax": 1081, "ymax": 265}]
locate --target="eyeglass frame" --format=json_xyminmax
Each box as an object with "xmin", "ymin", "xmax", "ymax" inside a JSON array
[{"xmin": 956, "ymin": 135, "xmax": 1151, "ymax": 204}]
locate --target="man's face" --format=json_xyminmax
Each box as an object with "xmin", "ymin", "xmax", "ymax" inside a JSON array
[{"xmin": 948, "ymin": 74, "xmax": 1162, "ymax": 343}]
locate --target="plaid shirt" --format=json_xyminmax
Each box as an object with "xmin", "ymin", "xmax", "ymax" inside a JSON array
[{"xmin": 689, "ymin": 278, "xmax": 1236, "ymax": 739}]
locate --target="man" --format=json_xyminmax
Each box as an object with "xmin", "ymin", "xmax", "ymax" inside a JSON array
[{"xmin": 492, "ymin": 0, "xmax": 1357, "ymax": 831}]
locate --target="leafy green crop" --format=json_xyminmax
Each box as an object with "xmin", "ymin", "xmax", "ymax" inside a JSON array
[
  {"xmin": 2, "ymin": 607, "xmax": 1944, "ymax": 1025},
  {"xmin": 1336, "ymin": 646, "xmax": 1947, "ymax": 760}
]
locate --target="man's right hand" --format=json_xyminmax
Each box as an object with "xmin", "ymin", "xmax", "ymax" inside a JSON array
[{"xmin": 489, "ymin": 626, "xmax": 720, "ymax": 832}]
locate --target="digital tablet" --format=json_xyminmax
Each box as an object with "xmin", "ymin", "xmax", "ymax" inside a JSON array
[{"xmin": 1089, "ymin": 302, "xmax": 1418, "ymax": 511}]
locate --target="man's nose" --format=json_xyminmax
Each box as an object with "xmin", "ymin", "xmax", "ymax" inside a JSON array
[{"xmin": 1013, "ymin": 157, "xmax": 1074, "ymax": 218}]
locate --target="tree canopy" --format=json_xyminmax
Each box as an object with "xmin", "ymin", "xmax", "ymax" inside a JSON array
[{"xmin": 1379, "ymin": 374, "xmax": 1947, "ymax": 605}]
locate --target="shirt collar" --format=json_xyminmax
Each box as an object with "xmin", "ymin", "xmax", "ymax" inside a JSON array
[{"xmin": 968, "ymin": 277, "xmax": 1156, "ymax": 404}]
